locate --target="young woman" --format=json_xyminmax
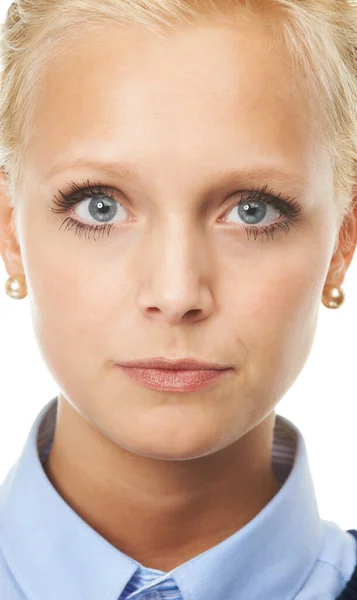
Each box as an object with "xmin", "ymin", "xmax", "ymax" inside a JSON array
[{"xmin": 0, "ymin": 0, "xmax": 356, "ymax": 598}]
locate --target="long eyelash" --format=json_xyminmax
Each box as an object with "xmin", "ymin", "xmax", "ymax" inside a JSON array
[
  {"xmin": 59, "ymin": 218, "xmax": 116, "ymax": 241},
  {"xmin": 51, "ymin": 179, "xmax": 120, "ymax": 241},
  {"xmin": 238, "ymin": 183, "xmax": 305, "ymax": 243},
  {"xmin": 50, "ymin": 179, "xmax": 306, "ymax": 242},
  {"xmin": 51, "ymin": 178, "xmax": 118, "ymax": 213}
]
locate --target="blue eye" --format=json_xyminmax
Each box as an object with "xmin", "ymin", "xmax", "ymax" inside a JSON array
[
  {"xmin": 220, "ymin": 186, "xmax": 305, "ymax": 242},
  {"xmin": 50, "ymin": 179, "xmax": 128, "ymax": 241},
  {"xmin": 50, "ymin": 179, "xmax": 306, "ymax": 243}
]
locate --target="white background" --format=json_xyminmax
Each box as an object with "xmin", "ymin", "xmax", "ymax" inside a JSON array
[{"xmin": 0, "ymin": 1, "xmax": 356, "ymax": 531}]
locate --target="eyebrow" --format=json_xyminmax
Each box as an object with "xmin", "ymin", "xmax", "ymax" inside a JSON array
[
  {"xmin": 45, "ymin": 158, "xmax": 137, "ymax": 180},
  {"xmin": 44, "ymin": 158, "xmax": 308, "ymax": 196}
]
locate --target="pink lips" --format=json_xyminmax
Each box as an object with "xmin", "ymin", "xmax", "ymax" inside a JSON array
[{"xmin": 116, "ymin": 365, "xmax": 233, "ymax": 392}]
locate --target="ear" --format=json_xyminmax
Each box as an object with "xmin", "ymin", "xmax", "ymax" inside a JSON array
[
  {"xmin": 325, "ymin": 185, "xmax": 357, "ymax": 287},
  {"xmin": 0, "ymin": 168, "xmax": 25, "ymax": 278}
]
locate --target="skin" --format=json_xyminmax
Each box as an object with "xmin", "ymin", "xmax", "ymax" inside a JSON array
[{"xmin": 0, "ymin": 14, "xmax": 357, "ymax": 571}]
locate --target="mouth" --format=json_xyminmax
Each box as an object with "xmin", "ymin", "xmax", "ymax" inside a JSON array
[{"xmin": 115, "ymin": 364, "xmax": 234, "ymax": 392}]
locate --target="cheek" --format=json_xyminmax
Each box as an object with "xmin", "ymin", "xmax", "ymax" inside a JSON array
[
  {"xmin": 22, "ymin": 225, "xmax": 130, "ymax": 392},
  {"xmin": 220, "ymin": 231, "xmax": 330, "ymax": 400}
]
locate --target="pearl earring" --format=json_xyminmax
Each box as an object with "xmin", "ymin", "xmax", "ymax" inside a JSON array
[
  {"xmin": 5, "ymin": 274, "xmax": 27, "ymax": 300},
  {"xmin": 322, "ymin": 284, "xmax": 345, "ymax": 309}
]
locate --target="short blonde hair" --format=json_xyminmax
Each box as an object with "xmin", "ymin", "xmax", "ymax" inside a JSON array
[{"xmin": 0, "ymin": 0, "xmax": 356, "ymax": 232}]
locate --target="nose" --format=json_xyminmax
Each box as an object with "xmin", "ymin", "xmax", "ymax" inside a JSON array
[{"xmin": 137, "ymin": 223, "xmax": 215, "ymax": 325}]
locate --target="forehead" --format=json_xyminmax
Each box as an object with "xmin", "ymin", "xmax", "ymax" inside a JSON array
[{"xmin": 25, "ymin": 17, "xmax": 322, "ymax": 188}]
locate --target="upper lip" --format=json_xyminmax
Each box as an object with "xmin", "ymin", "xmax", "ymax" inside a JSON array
[{"xmin": 116, "ymin": 357, "xmax": 233, "ymax": 370}]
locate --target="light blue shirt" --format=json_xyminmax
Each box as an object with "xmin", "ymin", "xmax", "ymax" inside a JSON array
[{"xmin": 0, "ymin": 396, "xmax": 356, "ymax": 600}]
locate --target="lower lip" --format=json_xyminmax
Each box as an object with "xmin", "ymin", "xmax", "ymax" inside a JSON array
[{"xmin": 116, "ymin": 366, "xmax": 233, "ymax": 392}]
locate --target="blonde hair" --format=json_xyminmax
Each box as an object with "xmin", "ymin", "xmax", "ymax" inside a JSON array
[{"xmin": 0, "ymin": 0, "xmax": 356, "ymax": 232}]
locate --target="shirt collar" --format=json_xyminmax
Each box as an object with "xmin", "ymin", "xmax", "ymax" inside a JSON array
[{"xmin": 0, "ymin": 397, "xmax": 324, "ymax": 600}]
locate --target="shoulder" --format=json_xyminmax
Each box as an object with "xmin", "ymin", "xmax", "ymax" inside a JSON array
[
  {"xmin": 318, "ymin": 520, "xmax": 357, "ymax": 576},
  {"xmin": 0, "ymin": 467, "xmax": 28, "ymax": 600},
  {"xmin": 0, "ymin": 544, "xmax": 27, "ymax": 599},
  {"xmin": 303, "ymin": 520, "xmax": 357, "ymax": 599}
]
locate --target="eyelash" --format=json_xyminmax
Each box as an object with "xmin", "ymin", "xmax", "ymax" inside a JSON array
[{"xmin": 50, "ymin": 178, "xmax": 306, "ymax": 243}]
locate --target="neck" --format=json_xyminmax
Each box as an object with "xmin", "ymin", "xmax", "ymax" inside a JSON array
[{"xmin": 43, "ymin": 398, "xmax": 282, "ymax": 572}]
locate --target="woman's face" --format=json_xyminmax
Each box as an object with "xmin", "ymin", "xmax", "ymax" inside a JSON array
[{"xmin": 5, "ymin": 16, "xmax": 348, "ymax": 459}]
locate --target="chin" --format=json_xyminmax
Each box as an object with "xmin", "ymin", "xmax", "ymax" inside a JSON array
[{"xmin": 119, "ymin": 425, "xmax": 227, "ymax": 461}]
